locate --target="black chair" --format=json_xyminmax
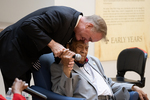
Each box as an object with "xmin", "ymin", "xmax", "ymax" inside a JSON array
[{"xmin": 111, "ymin": 47, "xmax": 147, "ymax": 88}]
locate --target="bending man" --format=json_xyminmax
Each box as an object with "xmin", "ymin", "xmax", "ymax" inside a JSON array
[{"xmin": 0, "ymin": 6, "xmax": 107, "ymax": 92}]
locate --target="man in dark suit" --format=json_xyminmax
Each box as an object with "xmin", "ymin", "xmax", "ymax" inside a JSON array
[{"xmin": 0, "ymin": 6, "xmax": 107, "ymax": 92}]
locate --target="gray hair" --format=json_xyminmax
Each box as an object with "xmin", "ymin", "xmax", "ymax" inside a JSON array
[{"xmin": 85, "ymin": 15, "xmax": 107, "ymax": 39}]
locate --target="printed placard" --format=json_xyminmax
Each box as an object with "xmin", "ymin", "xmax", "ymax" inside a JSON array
[{"xmin": 95, "ymin": 0, "xmax": 150, "ymax": 61}]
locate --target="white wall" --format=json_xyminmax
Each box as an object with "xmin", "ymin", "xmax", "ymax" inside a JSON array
[
  {"xmin": 0, "ymin": 0, "xmax": 54, "ymax": 23},
  {"xmin": 0, "ymin": 0, "xmax": 150, "ymax": 99}
]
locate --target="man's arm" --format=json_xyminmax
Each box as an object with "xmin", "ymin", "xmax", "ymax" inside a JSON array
[
  {"xmin": 50, "ymin": 49, "xmax": 75, "ymax": 97},
  {"xmin": 60, "ymin": 49, "xmax": 75, "ymax": 78},
  {"xmin": 20, "ymin": 11, "xmax": 64, "ymax": 54},
  {"xmin": 50, "ymin": 63, "xmax": 74, "ymax": 97},
  {"xmin": 21, "ymin": 16, "xmax": 72, "ymax": 58},
  {"xmin": 20, "ymin": 14, "xmax": 54, "ymax": 52},
  {"xmin": 47, "ymin": 39, "xmax": 65, "ymax": 58}
]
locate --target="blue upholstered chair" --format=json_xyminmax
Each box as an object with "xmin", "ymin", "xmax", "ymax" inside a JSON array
[
  {"xmin": 31, "ymin": 53, "xmax": 85, "ymax": 100},
  {"xmin": 31, "ymin": 53, "xmax": 139, "ymax": 100}
]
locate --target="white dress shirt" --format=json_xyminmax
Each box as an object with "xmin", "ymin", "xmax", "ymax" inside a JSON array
[
  {"xmin": 75, "ymin": 15, "xmax": 82, "ymax": 28},
  {"xmin": 79, "ymin": 63, "xmax": 112, "ymax": 96}
]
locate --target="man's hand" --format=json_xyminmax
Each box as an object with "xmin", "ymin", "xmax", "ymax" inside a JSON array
[
  {"xmin": 61, "ymin": 49, "xmax": 75, "ymax": 78},
  {"xmin": 132, "ymin": 85, "xmax": 149, "ymax": 100},
  {"xmin": 61, "ymin": 49, "xmax": 75, "ymax": 68},
  {"xmin": 47, "ymin": 40, "xmax": 65, "ymax": 57},
  {"xmin": 11, "ymin": 78, "xmax": 28, "ymax": 95}
]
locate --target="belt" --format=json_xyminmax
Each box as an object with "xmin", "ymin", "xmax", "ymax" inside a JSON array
[{"xmin": 98, "ymin": 95, "xmax": 114, "ymax": 100}]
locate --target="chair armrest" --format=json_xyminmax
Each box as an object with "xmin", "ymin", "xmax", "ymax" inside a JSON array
[
  {"xmin": 30, "ymin": 86, "xmax": 86, "ymax": 100},
  {"xmin": 23, "ymin": 87, "xmax": 47, "ymax": 100}
]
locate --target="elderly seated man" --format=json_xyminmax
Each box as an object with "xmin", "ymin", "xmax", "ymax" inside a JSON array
[{"xmin": 50, "ymin": 38, "xmax": 148, "ymax": 100}]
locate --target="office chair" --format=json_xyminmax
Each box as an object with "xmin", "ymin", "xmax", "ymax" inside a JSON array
[
  {"xmin": 30, "ymin": 53, "xmax": 139, "ymax": 100},
  {"xmin": 111, "ymin": 47, "xmax": 147, "ymax": 88}
]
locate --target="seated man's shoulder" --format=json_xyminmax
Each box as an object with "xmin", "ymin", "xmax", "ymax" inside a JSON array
[
  {"xmin": 87, "ymin": 55, "xmax": 100, "ymax": 61},
  {"xmin": 50, "ymin": 62, "xmax": 63, "ymax": 70}
]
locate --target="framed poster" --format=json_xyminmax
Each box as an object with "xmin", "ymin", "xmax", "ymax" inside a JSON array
[{"xmin": 95, "ymin": 0, "xmax": 150, "ymax": 61}]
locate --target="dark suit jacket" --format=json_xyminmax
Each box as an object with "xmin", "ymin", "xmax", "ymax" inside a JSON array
[{"xmin": 0, "ymin": 6, "xmax": 82, "ymax": 89}]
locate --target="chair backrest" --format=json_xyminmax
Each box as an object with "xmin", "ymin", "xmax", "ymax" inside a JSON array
[
  {"xmin": 33, "ymin": 53, "xmax": 55, "ymax": 90},
  {"xmin": 117, "ymin": 47, "xmax": 147, "ymax": 81},
  {"xmin": 32, "ymin": 53, "xmax": 87, "ymax": 100}
]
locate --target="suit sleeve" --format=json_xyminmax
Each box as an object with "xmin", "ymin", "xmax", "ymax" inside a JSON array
[
  {"xmin": 50, "ymin": 63, "xmax": 75, "ymax": 97},
  {"xmin": 13, "ymin": 93, "xmax": 26, "ymax": 100},
  {"xmin": 20, "ymin": 11, "xmax": 60, "ymax": 51}
]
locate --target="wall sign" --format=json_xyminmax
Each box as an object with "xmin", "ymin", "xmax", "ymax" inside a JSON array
[{"xmin": 95, "ymin": 0, "xmax": 150, "ymax": 61}]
